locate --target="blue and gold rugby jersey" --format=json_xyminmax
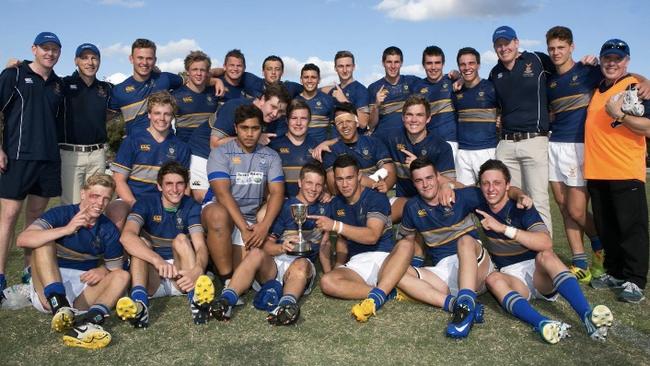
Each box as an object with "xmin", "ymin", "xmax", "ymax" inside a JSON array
[
  {"xmin": 383, "ymin": 129, "xmax": 455, "ymax": 197},
  {"xmin": 268, "ymin": 135, "xmax": 319, "ymax": 198},
  {"xmin": 108, "ymin": 72, "xmax": 183, "ymax": 136},
  {"xmin": 417, "ymin": 75, "xmax": 458, "ymax": 142},
  {"xmin": 368, "ymin": 75, "xmax": 422, "ymax": 137},
  {"xmin": 330, "ymin": 187, "xmax": 394, "ymax": 258},
  {"xmin": 547, "ymin": 62, "xmax": 601, "ymax": 143},
  {"xmin": 171, "ymin": 85, "xmax": 218, "ymax": 143},
  {"xmin": 295, "ymin": 91, "xmax": 336, "ymax": 144},
  {"xmin": 34, "ymin": 205, "xmax": 123, "ymax": 271},
  {"xmin": 322, "ymin": 135, "xmax": 392, "ymax": 178},
  {"xmin": 327, "ymin": 80, "xmax": 370, "ymax": 112},
  {"xmin": 111, "ymin": 130, "xmax": 191, "ymax": 199},
  {"xmin": 452, "ymin": 79, "xmax": 498, "ymax": 150},
  {"xmin": 399, "ymin": 187, "xmax": 480, "ymax": 265},
  {"xmin": 127, "ymin": 194, "xmax": 203, "ymax": 260}
]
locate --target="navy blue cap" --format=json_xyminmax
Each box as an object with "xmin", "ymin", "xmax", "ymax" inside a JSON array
[
  {"xmin": 75, "ymin": 43, "xmax": 100, "ymax": 58},
  {"xmin": 600, "ymin": 39, "xmax": 630, "ymax": 58},
  {"xmin": 492, "ymin": 26, "xmax": 517, "ymax": 43},
  {"xmin": 33, "ymin": 32, "xmax": 61, "ymax": 47}
]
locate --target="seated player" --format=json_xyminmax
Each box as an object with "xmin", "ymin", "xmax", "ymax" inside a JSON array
[
  {"xmin": 17, "ymin": 173, "xmax": 129, "ymax": 349},
  {"xmin": 210, "ymin": 162, "xmax": 331, "ymax": 324},
  {"xmin": 117, "ymin": 162, "xmax": 211, "ymax": 327},
  {"xmin": 107, "ymin": 91, "xmax": 191, "ymax": 229},
  {"xmin": 295, "ymin": 63, "xmax": 336, "ymax": 144},
  {"xmin": 322, "ymin": 103, "xmax": 396, "ymax": 195},
  {"xmin": 479, "ymin": 159, "xmax": 613, "ymax": 344},
  {"xmin": 202, "ymin": 104, "xmax": 285, "ymax": 287},
  {"xmin": 314, "ymin": 155, "xmax": 413, "ymax": 321},
  {"xmin": 396, "ymin": 157, "xmax": 496, "ymax": 338}
]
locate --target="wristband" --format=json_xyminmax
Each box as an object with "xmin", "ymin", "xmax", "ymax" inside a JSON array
[
  {"xmin": 332, "ymin": 220, "xmax": 337, "ymax": 232},
  {"xmin": 337, "ymin": 221, "xmax": 344, "ymax": 234},
  {"xmin": 504, "ymin": 226, "xmax": 518, "ymax": 239}
]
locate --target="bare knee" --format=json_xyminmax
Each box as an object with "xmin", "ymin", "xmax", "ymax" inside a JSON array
[
  {"xmin": 107, "ymin": 268, "xmax": 131, "ymax": 286},
  {"xmin": 319, "ymin": 272, "xmax": 339, "ymax": 296},
  {"xmin": 172, "ymin": 234, "xmax": 192, "ymax": 252},
  {"xmin": 485, "ymin": 272, "xmax": 505, "ymax": 290},
  {"xmin": 286, "ymin": 259, "xmax": 311, "ymax": 282},
  {"xmin": 567, "ymin": 205, "xmax": 586, "ymax": 224},
  {"xmin": 535, "ymin": 250, "xmax": 557, "ymax": 267},
  {"xmin": 202, "ymin": 204, "xmax": 231, "ymax": 231}
]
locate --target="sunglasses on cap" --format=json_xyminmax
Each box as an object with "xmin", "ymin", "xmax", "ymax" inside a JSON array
[{"xmin": 601, "ymin": 40, "xmax": 629, "ymax": 55}]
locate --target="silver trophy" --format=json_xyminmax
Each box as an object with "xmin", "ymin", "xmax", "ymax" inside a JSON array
[{"xmin": 288, "ymin": 203, "xmax": 312, "ymax": 256}]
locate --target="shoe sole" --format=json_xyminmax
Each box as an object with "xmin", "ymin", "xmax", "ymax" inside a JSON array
[
  {"xmin": 591, "ymin": 305, "xmax": 614, "ymax": 328},
  {"xmin": 116, "ymin": 297, "xmax": 137, "ymax": 321},
  {"xmin": 51, "ymin": 310, "xmax": 74, "ymax": 333},
  {"xmin": 194, "ymin": 275, "xmax": 215, "ymax": 306},
  {"xmin": 618, "ymin": 293, "xmax": 646, "ymax": 304},
  {"xmin": 62, "ymin": 331, "xmax": 111, "ymax": 350}
]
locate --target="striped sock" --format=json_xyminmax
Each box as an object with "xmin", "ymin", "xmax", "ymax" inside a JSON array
[
  {"xmin": 456, "ymin": 288, "xmax": 477, "ymax": 310},
  {"xmin": 443, "ymin": 295, "xmax": 456, "ymax": 313},
  {"xmin": 571, "ymin": 253, "xmax": 589, "ymax": 270},
  {"xmin": 553, "ymin": 271, "xmax": 590, "ymax": 319},
  {"xmin": 589, "ymin": 236, "xmax": 603, "ymax": 252},
  {"xmin": 220, "ymin": 288, "xmax": 239, "ymax": 306},
  {"xmin": 44, "ymin": 282, "xmax": 66, "ymax": 298},
  {"xmin": 368, "ymin": 287, "xmax": 388, "ymax": 310},
  {"xmin": 410, "ymin": 256, "xmax": 425, "ymax": 268},
  {"xmin": 502, "ymin": 291, "xmax": 547, "ymax": 329},
  {"xmin": 279, "ymin": 294, "xmax": 297, "ymax": 306},
  {"xmin": 130, "ymin": 285, "xmax": 149, "ymax": 306},
  {"xmin": 87, "ymin": 304, "xmax": 110, "ymax": 324}
]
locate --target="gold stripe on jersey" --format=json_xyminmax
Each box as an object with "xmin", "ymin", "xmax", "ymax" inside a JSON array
[
  {"xmin": 120, "ymin": 100, "xmax": 147, "ymax": 123},
  {"xmin": 429, "ymin": 99, "xmax": 455, "ymax": 115},
  {"xmin": 56, "ymin": 244, "xmax": 99, "ymax": 262},
  {"xmin": 549, "ymin": 93, "xmax": 592, "ymax": 114},
  {"xmin": 457, "ymin": 108, "xmax": 498, "ymax": 123},
  {"xmin": 378, "ymin": 101, "xmax": 405, "ymax": 116},
  {"xmin": 175, "ymin": 112, "xmax": 213, "ymax": 129},
  {"xmin": 129, "ymin": 164, "xmax": 160, "ymax": 184},
  {"xmin": 420, "ymin": 214, "xmax": 475, "ymax": 248}
]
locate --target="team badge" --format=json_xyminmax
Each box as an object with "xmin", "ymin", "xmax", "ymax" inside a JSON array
[
  {"xmin": 572, "ymin": 75, "xmax": 578, "ymax": 81},
  {"xmin": 232, "ymin": 156, "xmax": 241, "ymax": 164},
  {"xmin": 523, "ymin": 63, "xmax": 534, "ymax": 77},
  {"xmin": 97, "ymin": 85, "xmax": 107, "ymax": 97},
  {"xmin": 497, "ymin": 73, "xmax": 503, "ymax": 79},
  {"xmin": 421, "ymin": 149, "xmax": 427, "ymax": 155},
  {"xmin": 125, "ymin": 85, "xmax": 135, "ymax": 93},
  {"xmin": 24, "ymin": 78, "xmax": 33, "ymax": 84},
  {"xmin": 396, "ymin": 143, "xmax": 406, "ymax": 151},
  {"xmin": 442, "ymin": 83, "xmax": 448, "ymax": 89},
  {"xmin": 319, "ymin": 206, "xmax": 326, "ymax": 215},
  {"xmin": 456, "ymin": 93, "xmax": 464, "ymax": 100},
  {"xmin": 478, "ymin": 91, "xmax": 485, "ymax": 97},
  {"xmin": 417, "ymin": 209, "xmax": 427, "ymax": 217},
  {"xmin": 316, "ymin": 101, "xmax": 322, "ymax": 107},
  {"xmin": 404, "ymin": 85, "xmax": 409, "ymax": 91},
  {"xmin": 336, "ymin": 209, "xmax": 345, "ymax": 217},
  {"xmin": 140, "ymin": 144, "xmax": 151, "ymax": 152},
  {"xmin": 259, "ymin": 158, "xmax": 267, "ymax": 168},
  {"xmin": 70, "ymin": 84, "xmax": 78, "ymax": 90},
  {"xmin": 549, "ymin": 81, "xmax": 558, "ymax": 89},
  {"xmin": 280, "ymin": 147, "xmax": 290, "ymax": 154},
  {"xmin": 153, "ymin": 215, "xmax": 162, "ymax": 223},
  {"xmin": 420, "ymin": 87, "xmax": 429, "ymax": 94},
  {"xmin": 166, "ymin": 145, "xmax": 177, "ymax": 160},
  {"xmin": 176, "ymin": 216, "xmax": 184, "ymax": 230},
  {"xmin": 207, "ymin": 96, "xmax": 214, "ymax": 104},
  {"xmin": 505, "ymin": 216, "xmax": 512, "ymax": 225},
  {"xmin": 183, "ymin": 96, "xmax": 193, "ymax": 103},
  {"xmin": 90, "ymin": 235, "xmax": 102, "ymax": 249},
  {"xmin": 53, "ymin": 82, "xmax": 62, "ymax": 95},
  {"xmin": 362, "ymin": 148, "xmax": 369, "ymax": 156},
  {"xmin": 443, "ymin": 206, "xmax": 454, "ymax": 217}
]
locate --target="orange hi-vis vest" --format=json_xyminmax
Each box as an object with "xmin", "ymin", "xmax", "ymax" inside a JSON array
[{"xmin": 584, "ymin": 76, "xmax": 646, "ymax": 182}]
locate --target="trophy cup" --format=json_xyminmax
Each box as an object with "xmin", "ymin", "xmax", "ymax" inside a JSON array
[{"xmin": 288, "ymin": 203, "xmax": 312, "ymax": 256}]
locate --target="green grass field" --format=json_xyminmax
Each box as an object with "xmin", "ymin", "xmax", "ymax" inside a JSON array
[{"xmin": 1, "ymin": 189, "xmax": 649, "ymax": 366}]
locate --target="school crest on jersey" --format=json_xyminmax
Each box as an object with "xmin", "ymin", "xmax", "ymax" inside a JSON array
[
  {"xmin": 417, "ymin": 209, "xmax": 427, "ymax": 217},
  {"xmin": 419, "ymin": 87, "xmax": 429, "ymax": 94},
  {"xmin": 523, "ymin": 63, "xmax": 534, "ymax": 77},
  {"xmin": 549, "ymin": 81, "xmax": 558, "ymax": 89},
  {"xmin": 97, "ymin": 85, "xmax": 107, "ymax": 98},
  {"xmin": 175, "ymin": 216, "xmax": 184, "ymax": 230},
  {"xmin": 442, "ymin": 206, "xmax": 454, "ymax": 217},
  {"xmin": 140, "ymin": 144, "xmax": 151, "ymax": 152},
  {"xmin": 183, "ymin": 96, "xmax": 193, "ymax": 103},
  {"xmin": 442, "ymin": 83, "xmax": 449, "ymax": 90},
  {"xmin": 125, "ymin": 85, "xmax": 136, "ymax": 93},
  {"xmin": 396, "ymin": 143, "xmax": 406, "ymax": 151},
  {"xmin": 336, "ymin": 209, "xmax": 345, "ymax": 217},
  {"xmin": 232, "ymin": 156, "xmax": 241, "ymax": 164},
  {"xmin": 53, "ymin": 82, "xmax": 62, "ymax": 95},
  {"xmin": 166, "ymin": 145, "xmax": 177, "ymax": 160},
  {"xmin": 153, "ymin": 215, "xmax": 162, "ymax": 223}
]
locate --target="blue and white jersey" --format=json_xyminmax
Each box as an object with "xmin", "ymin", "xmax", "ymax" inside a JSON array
[
  {"xmin": 452, "ymin": 79, "xmax": 498, "ymax": 150},
  {"xmin": 270, "ymin": 197, "xmax": 331, "ymax": 263},
  {"xmin": 268, "ymin": 135, "xmax": 319, "ymax": 198},
  {"xmin": 383, "ymin": 129, "xmax": 455, "ymax": 197},
  {"xmin": 295, "ymin": 91, "xmax": 336, "ymax": 144},
  {"xmin": 417, "ymin": 75, "xmax": 458, "ymax": 142},
  {"xmin": 127, "ymin": 194, "xmax": 203, "ymax": 260},
  {"xmin": 206, "ymin": 139, "xmax": 284, "ymax": 221},
  {"xmin": 547, "ymin": 62, "xmax": 601, "ymax": 143},
  {"xmin": 34, "ymin": 205, "xmax": 123, "ymax": 271},
  {"xmin": 322, "ymin": 135, "xmax": 392, "ymax": 177},
  {"xmin": 108, "ymin": 72, "xmax": 183, "ymax": 136},
  {"xmin": 111, "ymin": 130, "xmax": 191, "ymax": 199},
  {"xmin": 479, "ymin": 199, "xmax": 547, "ymax": 268},
  {"xmin": 368, "ymin": 75, "xmax": 421, "ymax": 136},
  {"xmin": 399, "ymin": 188, "xmax": 481, "ymax": 265},
  {"xmin": 330, "ymin": 188, "xmax": 394, "ymax": 258},
  {"xmin": 171, "ymin": 85, "xmax": 218, "ymax": 143}
]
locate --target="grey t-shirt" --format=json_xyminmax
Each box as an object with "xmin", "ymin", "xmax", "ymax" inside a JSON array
[{"xmin": 206, "ymin": 139, "xmax": 284, "ymax": 221}]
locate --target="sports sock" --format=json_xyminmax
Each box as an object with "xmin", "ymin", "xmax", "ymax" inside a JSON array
[
  {"xmin": 279, "ymin": 294, "xmax": 297, "ymax": 306},
  {"xmin": 589, "ymin": 236, "xmax": 603, "ymax": 252},
  {"xmin": 0, "ymin": 274, "xmax": 5, "ymax": 297},
  {"xmin": 456, "ymin": 288, "xmax": 477, "ymax": 310},
  {"xmin": 44, "ymin": 282, "xmax": 66, "ymax": 299},
  {"xmin": 571, "ymin": 253, "xmax": 589, "ymax": 270},
  {"xmin": 387, "ymin": 288, "xmax": 398, "ymax": 300},
  {"xmin": 553, "ymin": 271, "xmax": 590, "ymax": 319},
  {"xmin": 130, "ymin": 285, "xmax": 149, "ymax": 307},
  {"xmin": 187, "ymin": 289, "xmax": 195, "ymax": 304},
  {"xmin": 410, "ymin": 256, "xmax": 425, "ymax": 268},
  {"xmin": 220, "ymin": 288, "xmax": 239, "ymax": 306},
  {"xmin": 502, "ymin": 291, "xmax": 547, "ymax": 329},
  {"xmin": 368, "ymin": 287, "xmax": 388, "ymax": 310},
  {"xmin": 86, "ymin": 304, "xmax": 110, "ymax": 324},
  {"xmin": 44, "ymin": 282, "xmax": 70, "ymax": 313},
  {"xmin": 443, "ymin": 295, "xmax": 456, "ymax": 313}
]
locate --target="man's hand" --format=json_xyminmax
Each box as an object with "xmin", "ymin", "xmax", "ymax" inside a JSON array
[
  {"xmin": 307, "ymin": 215, "xmax": 337, "ymax": 233},
  {"xmin": 516, "ymin": 194, "xmax": 533, "ymax": 209},
  {"xmin": 400, "ymin": 148, "xmax": 418, "ymax": 168},
  {"xmin": 447, "ymin": 70, "xmax": 460, "ymax": 80},
  {"xmin": 0, "ymin": 149, "xmax": 8, "ymax": 173},
  {"xmin": 439, "ymin": 183, "xmax": 456, "ymax": 207},
  {"xmin": 475, "ymin": 209, "xmax": 507, "ymax": 233},
  {"xmin": 281, "ymin": 235, "xmax": 300, "ymax": 253},
  {"xmin": 376, "ymin": 85, "xmax": 388, "ymax": 105},
  {"xmin": 605, "ymin": 92, "xmax": 626, "ymax": 120},
  {"xmin": 637, "ymin": 79, "xmax": 650, "ymax": 100},
  {"xmin": 153, "ymin": 257, "xmax": 178, "ymax": 279},
  {"xmin": 65, "ymin": 208, "xmax": 90, "ymax": 235},
  {"xmin": 319, "ymin": 190, "xmax": 333, "ymax": 203},
  {"xmin": 259, "ymin": 133, "xmax": 277, "ymax": 146},
  {"xmin": 580, "ymin": 55, "xmax": 598, "ymax": 66},
  {"xmin": 5, "ymin": 58, "xmax": 21, "ymax": 69},
  {"xmin": 311, "ymin": 140, "xmax": 333, "ymax": 162},
  {"xmin": 175, "ymin": 266, "xmax": 202, "ymax": 293},
  {"xmin": 213, "ymin": 77, "xmax": 225, "ymax": 97},
  {"xmin": 79, "ymin": 267, "xmax": 108, "ymax": 286},
  {"xmin": 331, "ymin": 84, "xmax": 349, "ymax": 103},
  {"xmin": 244, "ymin": 222, "xmax": 270, "ymax": 249}
]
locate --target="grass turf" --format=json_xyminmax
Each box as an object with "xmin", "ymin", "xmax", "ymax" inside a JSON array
[{"xmin": 1, "ymin": 191, "xmax": 649, "ymax": 365}]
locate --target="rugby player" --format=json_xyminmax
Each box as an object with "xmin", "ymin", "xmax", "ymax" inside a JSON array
[{"xmin": 295, "ymin": 63, "xmax": 336, "ymax": 144}]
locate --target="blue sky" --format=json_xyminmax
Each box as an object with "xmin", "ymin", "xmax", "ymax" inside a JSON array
[{"xmin": 2, "ymin": 0, "xmax": 649, "ymax": 86}]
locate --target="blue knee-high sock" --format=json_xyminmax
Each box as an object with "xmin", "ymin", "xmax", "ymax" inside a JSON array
[
  {"xmin": 589, "ymin": 236, "xmax": 603, "ymax": 252},
  {"xmin": 456, "ymin": 288, "xmax": 477, "ymax": 310},
  {"xmin": 130, "ymin": 285, "xmax": 149, "ymax": 306},
  {"xmin": 86, "ymin": 304, "xmax": 110, "ymax": 324},
  {"xmin": 368, "ymin": 287, "xmax": 388, "ymax": 310},
  {"xmin": 0, "ymin": 273, "xmax": 6, "ymax": 291},
  {"xmin": 443, "ymin": 295, "xmax": 456, "ymax": 313},
  {"xmin": 571, "ymin": 253, "xmax": 589, "ymax": 270},
  {"xmin": 502, "ymin": 291, "xmax": 548, "ymax": 329},
  {"xmin": 43, "ymin": 282, "xmax": 66, "ymax": 298},
  {"xmin": 553, "ymin": 271, "xmax": 591, "ymax": 320},
  {"xmin": 220, "ymin": 288, "xmax": 239, "ymax": 306},
  {"xmin": 279, "ymin": 294, "xmax": 297, "ymax": 306}
]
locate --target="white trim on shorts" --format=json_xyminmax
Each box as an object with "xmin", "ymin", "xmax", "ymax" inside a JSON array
[
  {"xmin": 499, "ymin": 258, "xmax": 559, "ymax": 301},
  {"xmin": 342, "ymin": 251, "xmax": 390, "ymax": 286},
  {"xmin": 232, "ymin": 221, "xmax": 255, "ymax": 247},
  {"xmin": 190, "ymin": 155, "xmax": 209, "ymax": 191},
  {"xmin": 252, "ymin": 254, "xmax": 317, "ymax": 295},
  {"xmin": 548, "ymin": 142, "xmax": 585, "ymax": 187},
  {"xmin": 151, "ymin": 259, "xmax": 184, "ymax": 298},
  {"xmin": 30, "ymin": 267, "xmax": 87, "ymax": 313}
]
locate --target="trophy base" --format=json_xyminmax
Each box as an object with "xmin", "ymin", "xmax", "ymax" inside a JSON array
[{"xmin": 286, "ymin": 250, "xmax": 314, "ymax": 257}]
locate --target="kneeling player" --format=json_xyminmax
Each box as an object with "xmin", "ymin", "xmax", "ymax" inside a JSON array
[
  {"xmin": 315, "ymin": 155, "xmax": 413, "ymax": 321},
  {"xmin": 479, "ymin": 160, "xmax": 613, "ymax": 344},
  {"xmin": 117, "ymin": 162, "xmax": 211, "ymax": 326},
  {"xmin": 17, "ymin": 174, "xmax": 129, "ymax": 349},
  {"xmin": 211, "ymin": 162, "xmax": 331, "ymax": 324}
]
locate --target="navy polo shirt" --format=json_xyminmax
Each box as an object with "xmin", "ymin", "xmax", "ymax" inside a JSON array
[
  {"xmin": 489, "ymin": 51, "xmax": 555, "ymax": 134},
  {"xmin": 59, "ymin": 71, "xmax": 112, "ymax": 145},
  {"xmin": 0, "ymin": 63, "xmax": 64, "ymax": 161}
]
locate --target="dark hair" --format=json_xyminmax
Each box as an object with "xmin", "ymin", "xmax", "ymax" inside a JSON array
[
  {"xmin": 546, "ymin": 26, "xmax": 573, "ymax": 44},
  {"xmin": 335, "ymin": 50, "xmax": 355, "ymax": 65},
  {"xmin": 478, "ymin": 159, "xmax": 511, "ymax": 183},
  {"xmin": 422, "ymin": 45, "xmax": 445, "ymax": 65},
  {"xmin": 287, "ymin": 99, "xmax": 312, "ymax": 120},
  {"xmin": 131, "ymin": 38, "xmax": 156, "ymax": 54},
  {"xmin": 456, "ymin": 47, "xmax": 481, "ymax": 65},
  {"xmin": 224, "ymin": 49, "xmax": 246, "ymax": 67},
  {"xmin": 261, "ymin": 82, "xmax": 291, "ymax": 105},
  {"xmin": 157, "ymin": 161, "xmax": 189, "ymax": 185},
  {"xmin": 234, "ymin": 104, "xmax": 263, "ymax": 126},
  {"xmin": 334, "ymin": 102, "xmax": 357, "ymax": 116},
  {"xmin": 300, "ymin": 161, "xmax": 326, "ymax": 180},
  {"xmin": 301, "ymin": 63, "xmax": 320, "ymax": 77},
  {"xmin": 333, "ymin": 154, "xmax": 359, "ymax": 173},
  {"xmin": 382, "ymin": 46, "xmax": 403, "ymax": 62},
  {"xmin": 402, "ymin": 95, "xmax": 430, "ymax": 117},
  {"xmin": 409, "ymin": 156, "xmax": 438, "ymax": 175},
  {"xmin": 263, "ymin": 55, "xmax": 284, "ymax": 71},
  {"xmin": 184, "ymin": 50, "xmax": 211, "ymax": 71}
]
